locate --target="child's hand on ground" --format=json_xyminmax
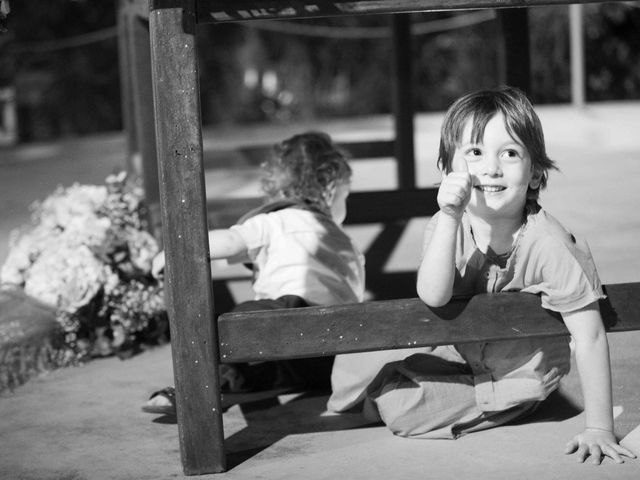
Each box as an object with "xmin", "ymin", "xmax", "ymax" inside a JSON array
[
  {"xmin": 437, "ymin": 159, "xmax": 472, "ymax": 219},
  {"xmin": 565, "ymin": 428, "xmax": 636, "ymax": 464}
]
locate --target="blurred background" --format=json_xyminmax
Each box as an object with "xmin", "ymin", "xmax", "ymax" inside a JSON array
[{"xmin": 0, "ymin": 1, "xmax": 638, "ymax": 145}]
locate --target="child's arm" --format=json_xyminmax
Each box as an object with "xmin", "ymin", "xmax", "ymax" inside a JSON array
[
  {"xmin": 417, "ymin": 165, "xmax": 472, "ymax": 307},
  {"xmin": 562, "ymin": 302, "xmax": 637, "ymax": 464},
  {"xmin": 207, "ymin": 228, "xmax": 248, "ymax": 260},
  {"xmin": 151, "ymin": 228, "xmax": 248, "ymax": 276}
]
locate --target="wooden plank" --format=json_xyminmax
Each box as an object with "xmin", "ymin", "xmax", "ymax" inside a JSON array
[
  {"xmin": 338, "ymin": 139, "xmax": 394, "ymax": 159},
  {"xmin": 321, "ymin": 188, "xmax": 441, "ymax": 222},
  {"xmin": 206, "ymin": 188, "xmax": 438, "ymax": 228},
  {"xmin": 202, "ymin": 140, "xmax": 396, "ymax": 169},
  {"xmin": 206, "ymin": 196, "xmax": 423, "ymax": 234},
  {"xmin": 118, "ymin": 0, "xmax": 162, "ymax": 241},
  {"xmin": 218, "ymin": 283, "xmax": 640, "ymax": 363},
  {"xmin": 196, "ymin": 0, "xmax": 607, "ymax": 24},
  {"xmin": 496, "ymin": 8, "xmax": 531, "ymax": 94},
  {"xmin": 148, "ymin": 1, "xmax": 225, "ymax": 474},
  {"xmin": 128, "ymin": 13, "xmax": 163, "ymax": 242},
  {"xmin": 207, "ymin": 197, "xmax": 261, "ymax": 228},
  {"xmin": 117, "ymin": 1, "xmax": 137, "ymax": 173}
]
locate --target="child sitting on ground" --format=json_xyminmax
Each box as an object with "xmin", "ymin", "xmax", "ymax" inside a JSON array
[
  {"xmin": 328, "ymin": 86, "xmax": 636, "ymax": 465},
  {"xmin": 143, "ymin": 131, "xmax": 365, "ymax": 415}
]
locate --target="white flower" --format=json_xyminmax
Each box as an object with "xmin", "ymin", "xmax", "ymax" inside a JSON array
[
  {"xmin": 35, "ymin": 184, "xmax": 107, "ymax": 231},
  {"xmin": 62, "ymin": 215, "xmax": 111, "ymax": 249},
  {"xmin": 102, "ymin": 268, "xmax": 120, "ymax": 297},
  {"xmin": 23, "ymin": 244, "xmax": 109, "ymax": 312},
  {"xmin": 126, "ymin": 228, "xmax": 160, "ymax": 273},
  {"xmin": 0, "ymin": 225, "xmax": 50, "ymax": 286}
]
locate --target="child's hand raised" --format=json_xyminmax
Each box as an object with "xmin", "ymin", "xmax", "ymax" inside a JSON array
[{"xmin": 437, "ymin": 159, "xmax": 472, "ymax": 219}]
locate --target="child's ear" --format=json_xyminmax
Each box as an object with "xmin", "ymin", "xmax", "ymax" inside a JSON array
[
  {"xmin": 529, "ymin": 169, "xmax": 542, "ymax": 190},
  {"xmin": 323, "ymin": 181, "xmax": 337, "ymax": 206}
]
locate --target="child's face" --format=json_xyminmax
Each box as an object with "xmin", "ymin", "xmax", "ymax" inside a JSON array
[
  {"xmin": 329, "ymin": 181, "xmax": 350, "ymax": 225},
  {"xmin": 452, "ymin": 112, "xmax": 539, "ymax": 219}
]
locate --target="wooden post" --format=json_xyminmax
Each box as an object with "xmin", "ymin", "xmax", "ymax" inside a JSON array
[
  {"xmin": 391, "ymin": 14, "xmax": 416, "ymax": 189},
  {"xmin": 117, "ymin": 0, "xmax": 162, "ymax": 241},
  {"xmin": 496, "ymin": 8, "xmax": 531, "ymax": 94},
  {"xmin": 148, "ymin": 0, "xmax": 226, "ymax": 474},
  {"xmin": 116, "ymin": 0, "xmax": 136, "ymax": 172},
  {"xmin": 129, "ymin": 12, "xmax": 163, "ymax": 241},
  {"xmin": 569, "ymin": 4, "xmax": 586, "ymax": 107}
]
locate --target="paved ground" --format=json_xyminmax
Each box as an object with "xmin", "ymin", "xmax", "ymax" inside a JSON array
[{"xmin": 1, "ymin": 102, "xmax": 640, "ymax": 479}]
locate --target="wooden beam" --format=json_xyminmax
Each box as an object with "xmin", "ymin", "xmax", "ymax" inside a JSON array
[
  {"xmin": 569, "ymin": 4, "xmax": 586, "ymax": 106},
  {"xmin": 148, "ymin": 1, "xmax": 225, "ymax": 474},
  {"xmin": 206, "ymin": 188, "xmax": 439, "ymax": 228},
  {"xmin": 391, "ymin": 14, "xmax": 416, "ymax": 189},
  {"xmin": 202, "ymin": 140, "xmax": 396, "ymax": 169},
  {"xmin": 496, "ymin": 8, "xmax": 531, "ymax": 93},
  {"xmin": 117, "ymin": 1, "xmax": 137, "ymax": 173},
  {"xmin": 218, "ymin": 283, "xmax": 640, "ymax": 363},
  {"xmin": 129, "ymin": 14, "xmax": 163, "ymax": 241},
  {"xmin": 118, "ymin": 0, "xmax": 163, "ymax": 240},
  {"xmin": 195, "ymin": 0, "xmax": 607, "ymax": 24}
]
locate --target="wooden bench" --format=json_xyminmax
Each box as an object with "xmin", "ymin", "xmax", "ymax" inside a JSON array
[
  {"xmin": 218, "ymin": 283, "xmax": 640, "ymax": 362},
  {"xmin": 140, "ymin": 0, "xmax": 638, "ymax": 475}
]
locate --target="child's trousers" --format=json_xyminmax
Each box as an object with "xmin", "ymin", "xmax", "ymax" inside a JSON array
[
  {"xmin": 225, "ymin": 295, "xmax": 334, "ymax": 391},
  {"xmin": 363, "ymin": 347, "xmax": 540, "ymax": 439}
]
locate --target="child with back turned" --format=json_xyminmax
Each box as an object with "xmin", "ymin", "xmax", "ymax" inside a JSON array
[
  {"xmin": 330, "ymin": 86, "xmax": 635, "ymax": 465},
  {"xmin": 143, "ymin": 131, "xmax": 364, "ymax": 414}
]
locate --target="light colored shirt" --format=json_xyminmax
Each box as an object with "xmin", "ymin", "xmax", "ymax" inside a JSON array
[
  {"xmin": 433, "ymin": 207, "xmax": 605, "ymax": 411},
  {"xmin": 229, "ymin": 207, "xmax": 365, "ymax": 306},
  {"xmin": 328, "ymin": 206, "xmax": 605, "ymax": 413}
]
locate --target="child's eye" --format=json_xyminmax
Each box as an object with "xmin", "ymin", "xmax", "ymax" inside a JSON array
[
  {"xmin": 465, "ymin": 148, "xmax": 482, "ymax": 160},
  {"xmin": 501, "ymin": 149, "xmax": 522, "ymax": 160}
]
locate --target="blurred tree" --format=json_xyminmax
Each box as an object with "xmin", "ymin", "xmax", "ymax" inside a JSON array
[
  {"xmin": 197, "ymin": 23, "xmax": 246, "ymax": 125},
  {"xmin": 413, "ymin": 12, "xmax": 498, "ymax": 111},
  {"xmin": 584, "ymin": 3, "xmax": 640, "ymax": 101},
  {"xmin": 0, "ymin": 3, "xmax": 638, "ymax": 141},
  {"xmin": 530, "ymin": 6, "xmax": 572, "ymax": 104},
  {"xmin": 2, "ymin": 0, "xmax": 119, "ymax": 141}
]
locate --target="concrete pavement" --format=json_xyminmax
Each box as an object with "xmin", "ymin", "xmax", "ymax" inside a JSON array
[{"xmin": 1, "ymin": 332, "xmax": 639, "ymax": 479}]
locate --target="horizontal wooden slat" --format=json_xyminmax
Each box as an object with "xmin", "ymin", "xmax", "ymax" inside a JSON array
[
  {"xmin": 345, "ymin": 188, "xmax": 438, "ymax": 223},
  {"xmin": 195, "ymin": 0, "xmax": 605, "ymax": 24},
  {"xmin": 206, "ymin": 188, "xmax": 438, "ymax": 228},
  {"xmin": 207, "ymin": 197, "xmax": 260, "ymax": 228},
  {"xmin": 337, "ymin": 140, "xmax": 395, "ymax": 159},
  {"xmin": 218, "ymin": 282, "xmax": 640, "ymax": 363},
  {"xmin": 203, "ymin": 140, "xmax": 395, "ymax": 169}
]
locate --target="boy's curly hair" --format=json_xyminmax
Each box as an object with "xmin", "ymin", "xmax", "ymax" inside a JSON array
[{"xmin": 261, "ymin": 131, "xmax": 352, "ymax": 212}]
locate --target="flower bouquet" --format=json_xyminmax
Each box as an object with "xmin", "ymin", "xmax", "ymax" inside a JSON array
[{"xmin": 0, "ymin": 172, "xmax": 168, "ymax": 362}]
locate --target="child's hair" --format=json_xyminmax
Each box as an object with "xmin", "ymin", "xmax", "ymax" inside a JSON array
[
  {"xmin": 261, "ymin": 131, "xmax": 352, "ymax": 212},
  {"xmin": 438, "ymin": 86, "xmax": 557, "ymax": 201}
]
